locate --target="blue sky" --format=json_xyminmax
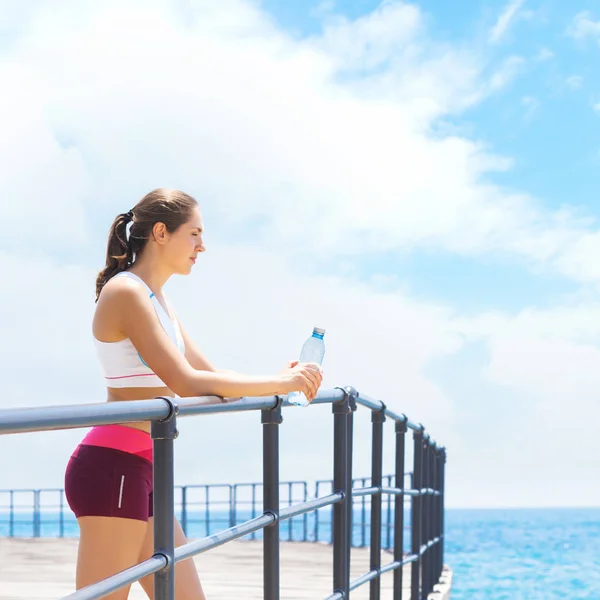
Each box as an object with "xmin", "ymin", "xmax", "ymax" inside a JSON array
[
  {"xmin": 1, "ymin": 0, "xmax": 600, "ymax": 508},
  {"xmin": 259, "ymin": 0, "xmax": 600, "ymax": 312}
]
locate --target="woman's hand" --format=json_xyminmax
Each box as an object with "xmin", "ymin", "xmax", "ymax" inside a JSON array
[
  {"xmin": 279, "ymin": 361, "xmax": 323, "ymax": 403},
  {"xmin": 280, "ymin": 359, "xmax": 299, "ymax": 373}
]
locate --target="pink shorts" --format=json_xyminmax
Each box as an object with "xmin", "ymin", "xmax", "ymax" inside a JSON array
[{"xmin": 64, "ymin": 425, "xmax": 154, "ymax": 522}]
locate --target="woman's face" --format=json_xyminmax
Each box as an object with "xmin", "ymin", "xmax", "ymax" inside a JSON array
[{"xmin": 162, "ymin": 205, "xmax": 206, "ymax": 275}]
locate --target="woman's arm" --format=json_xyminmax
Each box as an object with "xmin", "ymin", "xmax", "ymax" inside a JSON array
[{"xmin": 108, "ymin": 281, "xmax": 321, "ymax": 399}]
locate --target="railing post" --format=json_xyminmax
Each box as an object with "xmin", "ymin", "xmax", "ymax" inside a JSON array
[
  {"xmin": 370, "ymin": 405, "xmax": 385, "ymax": 600},
  {"xmin": 33, "ymin": 490, "xmax": 40, "ymax": 538},
  {"xmin": 434, "ymin": 448, "xmax": 441, "ymax": 584},
  {"xmin": 151, "ymin": 397, "xmax": 178, "ymax": 600},
  {"xmin": 430, "ymin": 443, "xmax": 437, "ymax": 594},
  {"xmin": 288, "ymin": 482, "xmax": 293, "ymax": 540},
  {"xmin": 181, "ymin": 486, "xmax": 188, "ymax": 537},
  {"xmin": 421, "ymin": 437, "xmax": 428, "ymax": 597},
  {"xmin": 59, "ymin": 489, "xmax": 65, "ymax": 538},
  {"xmin": 440, "ymin": 448, "xmax": 446, "ymax": 583},
  {"xmin": 427, "ymin": 443, "xmax": 434, "ymax": 596},
  {"xmin": 423, "ymin": 438, "xmax": 434, "ymax": 598},
  {"xmin": 386, "ymin": 476, "xmax": 392, "ymax": 551},
  {"xmin": 251, "ymin": 483, "xmax": 257, "ymax": 541},
  {"xmin": 303, "ymin": 482, "xmax": 308, "ymax": 542},
  {"xmin": 428, "ymin": 438, "xmax": 434, "ymax": 595},
  {"xmin": 314, "ymin": 481, "xmax": 320, "ymax": 542},
  {"xmin": 9, "ymin": 490, "xmax": 14, "ymax": 538},
  {"xmin": 361, "ymin": 478, "xmax": 367, "ymax": 548},
  {"xmin": 393, "ymin": 418, "xmax": 407, "ymax": 600},
  {"xmin": 205, "ymin": 486, "xmax": 210, "ymax": 536},
  {"xmin": 229, "ymin": 484, "xmax": 235, "ymax": 528},
  {"xmin": 332, "ymin": 386, "xmax": 356, "ymax": 599},
  {"xmin": 346, "ymin": 388, "xmax": 357, "ymax": 581},
  {"xmin": 262, "ymin": 396, "xmax": 282, "ymax": 600},
  {"xmin": 411, "ymin": 427, "xmax": 424, "ymax": 600}
]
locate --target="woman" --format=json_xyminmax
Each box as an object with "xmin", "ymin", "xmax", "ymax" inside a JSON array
[{"xmin": 64, "ymin": 188, "xmax": 323, "ymax": 599}]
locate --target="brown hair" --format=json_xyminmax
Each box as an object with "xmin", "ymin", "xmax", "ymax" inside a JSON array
[{"xmin": 95, "ymin": 188, "xmax": 199, "ymax": 301}]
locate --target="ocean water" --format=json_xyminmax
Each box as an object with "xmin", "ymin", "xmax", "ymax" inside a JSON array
[
  {"xmin": 1, "ymin": 504, "xmax": 599, "ymax": 599},
  {"xmin": 445, "ymin": 508, "xmax": 600, "ymax": 600}
]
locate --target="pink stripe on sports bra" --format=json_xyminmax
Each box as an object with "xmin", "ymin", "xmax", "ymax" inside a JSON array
[{"xmin": 80, "ymin": 424, "xmax": 153, "ymax": 461}]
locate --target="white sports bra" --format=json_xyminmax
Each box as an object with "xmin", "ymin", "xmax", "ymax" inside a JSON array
[{"xmin": 93, "ymin": 271, "xmax": 185, "ymax": 388}]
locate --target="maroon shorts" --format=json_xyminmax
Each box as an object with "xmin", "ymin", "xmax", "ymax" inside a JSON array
[{"xmin": 65, "ymin": 444, "xmax": 153, "ymax": 522}]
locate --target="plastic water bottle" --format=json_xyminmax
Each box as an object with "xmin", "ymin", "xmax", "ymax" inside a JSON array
[{"xmin": 288, "ymin": 327, "xmax": 326, "ymax": 407}]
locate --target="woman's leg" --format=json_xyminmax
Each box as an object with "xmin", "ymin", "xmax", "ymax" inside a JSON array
[
  {"xmin": 75, "ymin": 515, "xmax": 149, "ymax": 600},
  {"xmin": 65, "ymin": 440, "xmax": 157, "ymax": 598},
  {"xmin": 137, "ymin": 516, "xmax": 206, "ymax": 600}
]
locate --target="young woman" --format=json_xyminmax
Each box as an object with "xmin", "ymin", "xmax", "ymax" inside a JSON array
[{"xmin": 64, "ymin": 188, "xmax": 323, "ymax": 599}]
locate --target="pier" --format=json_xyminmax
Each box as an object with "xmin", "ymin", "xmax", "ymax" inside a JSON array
[{"xmin": 0, "ymin": 538, "xmax": 452, "ymax": 599}]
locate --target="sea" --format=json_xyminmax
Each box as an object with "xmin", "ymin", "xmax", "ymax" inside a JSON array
[
  {"xmin": 1, "ymin": 505, "xmax": 599, "ymax": 599},
  {"xmin": 445, "ymin": 508, "xmax": 600, "ymax": 600}
]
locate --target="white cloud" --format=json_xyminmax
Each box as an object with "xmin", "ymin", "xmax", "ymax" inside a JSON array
[
  {"xmin": 0, "ymin": 0, "xmax": 596, "ymax": 283},
  {"xmin": 535, "ymin": 47, "xmax": 554, "ymax": 61},
  {"xmin": 567, "ymin": 11, "xmax": 600, "ymax": 42},
  {"xmin": 593, "ymin": 102, "xmax": 600, "ymax": 113},
  {"xmin": 311, "ymin": 1, "xmax": 335, "ymax": 19},
  {"xmin": 0, "ymin": 0, "xmax": 599, "ymax": 511},
  {"xmin": 565, "ymin": 74, "xmax": 584, "ymax": 89},
  {"xmin": 489, "ymin": 0, "xmax": 526, "ymax": 44},
  {"xmin": 521, "ymin": 95, "xmax": 539, "ymax": 120},
  {"xmin": 314, "ymin": 2, "xmax": 422, "ymax": 71},
  {"xmin": 0, "ymin": 67, "xmax": 90, "ymax": 250},
  {"xmin": 488, "ymin": 55, "xmax": 525, "ymax": 90},
  {"xmin": 450, "ymin": 304, "xmax": 600, "ymax": 507}
]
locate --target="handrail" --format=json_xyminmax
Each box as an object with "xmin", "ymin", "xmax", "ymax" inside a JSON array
[
  {"xmin": 0, "ymin": 386, "xmax": 446, "ymax": 600},
  {"xmin": 174, "ymin": 513, "xmax": 276, "ymax": 562},
  {"xmin": 354, "ymin": 393, "xmax": 424, "ymax": 433}
]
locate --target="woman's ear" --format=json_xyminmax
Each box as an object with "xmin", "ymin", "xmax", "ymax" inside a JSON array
[{"xmin": 151, "ymin": 221, "xmax": 167, "ymax": 244}]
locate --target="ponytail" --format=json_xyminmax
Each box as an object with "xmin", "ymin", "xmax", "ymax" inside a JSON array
[
  {"xmin": 95, "ymin": 189, "xmax": 199, "ymax": 302},
  {"xmin": 95, "ymin": 211, "xmax": 134, "ymax": 302}
]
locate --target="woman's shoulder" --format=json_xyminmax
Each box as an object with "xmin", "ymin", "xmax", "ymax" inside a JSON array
[{"xmin": 97, "ymin": 272, "xmax": 149, "ymax": 307}]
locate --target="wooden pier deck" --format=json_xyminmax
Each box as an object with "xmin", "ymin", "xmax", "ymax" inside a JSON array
[{"xmin": 0, "ymin": 538, "xmax": 415, "ymax": 599}]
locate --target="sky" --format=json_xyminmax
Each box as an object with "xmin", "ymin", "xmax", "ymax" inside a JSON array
[{"xmin": 0, "ymin": 0, "xmax": 599, "ymax": 510}]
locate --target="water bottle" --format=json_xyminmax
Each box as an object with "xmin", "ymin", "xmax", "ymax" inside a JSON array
[{"xmin": 288, "ymin": 327, "xmax": 326, "ymax": 407}]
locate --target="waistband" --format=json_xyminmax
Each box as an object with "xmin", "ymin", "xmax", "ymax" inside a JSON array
[{"xmin": 80, "ymin": 424, "xmax": 153, "ymax": 461}]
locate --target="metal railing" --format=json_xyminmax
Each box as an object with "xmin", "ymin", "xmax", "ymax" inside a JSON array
[
  {"xmin": 0, "ymin": 478, "xmax": 405, "ymax": 544},
  {"xmin": 0, "ymin": 386, "xmax": 446, "ymax": 599}
]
